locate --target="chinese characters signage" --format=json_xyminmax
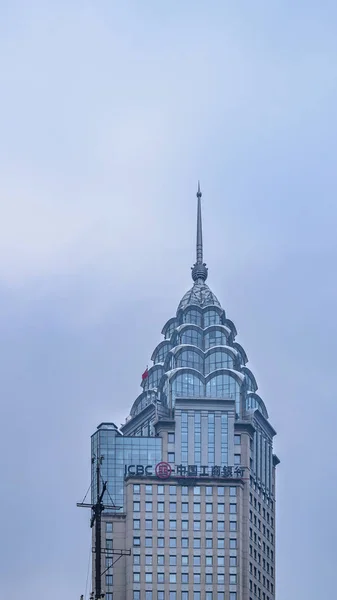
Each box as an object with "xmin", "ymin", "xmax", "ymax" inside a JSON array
[{"xmin": 124, "ymin": 462, "xmax": 245, "ymax": 480}]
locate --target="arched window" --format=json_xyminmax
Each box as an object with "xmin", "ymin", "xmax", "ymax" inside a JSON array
[
  {"xmin": 172, "ymin": 373, "xmax": 204, "ymax": 403},
  {"xmin": 153, "ymin": 344, "xmax": 170, "ymax": 365},
  {"xmin": 246, "ymin": 395, "xmax": 268, "ymax": 418},
  {"xmin": 206, "ymin": 373, "xmax": 241, "ymax": 416},
  {"xmin": 183, "ymin": 309, "xmax": 202, "ymax": 326},
  {"xmin": 205, "ymin": 350, "xmax": 234, "ymax": 375},
  {"xmin": 148, "ymin": 368, "xmax": 163, "ymax": 389},
  {"xmin": 206, "ymin": 374, "xmax": 240, "ymax": 400},
  {"xmin": 204, "ymin": 309, "xmax": 222, "ymax": 327},
  {"xmin": 164, "ymin": 321, "xmax": 177, "ymax": 340},
  {"xmin": 245, "ymin": 374, "xmax": 256, "ymax": 392},
  {"xmin": 175, "ymin": 350, "xmax": 203, "ymax": 372},
  {"xmin": 180, "ymin": 328, "xmax": 203, "ymax": 348},
  {"xmin": 204, "ymin": 329, "xmax": 227, "ymax": 350}
]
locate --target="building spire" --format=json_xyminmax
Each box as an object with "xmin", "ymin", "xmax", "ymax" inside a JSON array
[{"xmin": 191, "ymin": 182, "xmax": 208, "ymax": 283}]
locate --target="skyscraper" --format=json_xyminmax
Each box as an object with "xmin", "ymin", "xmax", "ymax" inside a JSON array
[{"xmin": 90, "ymin": 184, "xmax": 279, "ymax": 600}]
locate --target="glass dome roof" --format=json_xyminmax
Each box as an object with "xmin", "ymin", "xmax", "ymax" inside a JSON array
[{"xmin": 124, "ymin": 184, "xmax": 269, "ymax": 428}]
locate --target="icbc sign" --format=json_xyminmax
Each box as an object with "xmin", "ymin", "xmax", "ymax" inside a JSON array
[
  {"xmin": 124, "ymin": 462, "xmax": 173, "ymax": 479},
  {"xmin": 155, "ymin": 462, "xmax": 172, "ymax": 479}
]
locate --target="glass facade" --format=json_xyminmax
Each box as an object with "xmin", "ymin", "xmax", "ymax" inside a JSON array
[{"xmin": 91, "ymin": 425, "xmax": 162, "ymax": 510}]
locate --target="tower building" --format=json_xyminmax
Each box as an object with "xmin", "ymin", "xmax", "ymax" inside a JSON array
[{"xmin": 90, "ymin": 184, "xmax": 279, "ymax": 600}]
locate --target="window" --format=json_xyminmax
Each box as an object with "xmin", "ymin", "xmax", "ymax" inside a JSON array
[
  {"xmin": 106, "ymin": 595, "xmax": 113, "ymax": 600},
  {"xmin": 206, "ymin": 574, "xmax": 213, "ymax": 584},
  {"xmin": 230, "ymin": 556, "xmax": 237, "ymax": 567},
  {"xmin": 206, "ymin": 503, "xmax": 213, "ymax": 513},
  {"xmin": 182, "ymin": 555, "xmax": 189, "ymax": 565},
  {"xmin": 158, "ymin": 519, "xmax": 165, "ymax": 530},
  {"xmin": 217, "ymin": 538, "xmax": 225, "ymax": 549},
  {"xmin": 145, "ymin": 484, "xmax": 153, "ymax": 494},
  {"xmin": 146, "ymin": 593, "xmax": 153, "ymax": 600},
  {"xmin": 182, "ymin": 537, "xmax": 189, "ymax": 548},
  {"xmin": 218, "ymin": 486, "xmax": 225, "ymax": 496},
  {"xmin": 157, "ymin": 555, "xmax": 165, "ymax": 565},
  {"xmin": 194, "ymin": 503, "xmax": 201, "ymax": 513},
  {"xmin": 145, "ymin": 555, "xmax": 152, "ymax": 565},
  {"xmin": 181, "ymin": 486, "xmax": 189, "ymax": 495},
  {"xmin": 145, "ymin": 573, "xmax": 153, "ymax": 583},
  {"xmin": 106, "ymin": 522, "xmax": 113, "ymax": 533},
  {"xmin": 181, "ymin": 594, "xmax": 188, "ymax": 600},
  {"xmin": 145, "ymin": 537, "xmax": 152, "ymax": 547},
  {"xmin": 217, "ymin": 521, "xmax": 225, "ymax": 531},
  {"xmin": 193, "ymin": 520, "xmax": 201, "ymax": 531},
  {"xmin": 182, "ymin": 573, "xmax": 189, "ymax": 583},
  {"xmin": 133, "ymin": 501, "xmax": 140, "ymax": 512},
  {"xmin": 194, "ymin": 574, "xmax": 201, "ymax": 584},
  {"xmin": 206, "ymin": 538, "xmax": 213, "ymax": 548},
  {"xmin": 133, "ymin": 537, "xmax": 140, "ymax": 547},
  {"xmin": 193, "ymin": 538, "xmax": 201, "ymax": 548},
  {"xmin": 169, "ymin": 486, "xmax": 177, "ymax": 495},
  {"xmin": 206, "ymin": 520, "xmax": 213, "ymax": 531},
  {"xmin": 230, "ymin": 487, "xmax": 237, "ymax": 496},
  {"xmin": 169, "ymin": 520, "xmax": 177, "ymax": 530},
  {"xmin": 158, "ymin": 592, "xmax": 164, "ymax": 600},
  {"xmin": 230, "ymin": 521, "xmax": 237, "ymax": 531},
  {"xmin": 106, "ymin": 574, "xmax": 113, "ymax": 586},
  {"xmin": 193, "ymin": 555, "xmax": 201, "ymax": 566},
  {"xmin": 169, "ymin": 594, "xmax": 176, "ymax": 600},
  {"xmin": 168, "ymin": 452, "xmax": 175, "ymax": 462},
  {"xmin": 217, "ymin": 503, "xmax": 225, "ymax": 513},
  {"xmin": 157, "ymin": 485, "xmax": 164, "ymax": 495},
  {"xmin": 218, "ymin": 556, "xmax": 225, "ymax": 566},
  {"xmin": 145, "ymin": 519, "xmax": 152, "ymax": 530},
  {"xmin": 158, "ymin": 537, "xmax": 164, "ymax": 547},
  {"xmin": 182, "ymin": 520, "xmax": 189, "ymax": 530},
  {"xmin": 194, "ymin": 486, "xmax": 201, "ymax": 495},
  {"xmin": 230, "ymin": 503, "xmax": 237, "ymax": 514},
  {"xmin": 206, "ymin": 486, "xmax": 213, "ymax": 496},
  {"xmin": 206, "ymin": 556, "xmax": 213, "ymax": 566},
  {"xmin": 145, "ymin": 502, "xmax": 152, "ymax": 512},
  {"xmin": 194, "ymin": 593, "xmax": 201, "ymax": 600},
  {"xmin": 234, "ymin": 434, "xmax": 241, "ymax": 445},
  {"xmin": 133, "ymin": 592, "xmax": 140, "ymax": 600},
  {"xmin": 230, "ymin": 574, "xmax": 237, "ymax": 584},
  {"xmin": 169, "ymin": 574, "xmax": 177, "ymax": 583},
  {"xmin": 158, "ymin": 502, "xmax": 165, "ymax": 512},
  {"xmin": 217, "ymin": 594, "xmax": 225, "ymax": 600},
  {"xmin": 182, "ymin": 502, "xmax": 189, "ymax": 513},
  {"xmin": 133, "ymin": 519, "xmax": 140, "ymax": 530},
  {"xmin": 206, "ymin": 592, "xmax": 213, "ymax": 600},
  {"xmin": 230, "ymin": 594, "xmax": 237, "ymax": 600},
  {"xmin": 133, "ymin": 484, "xmax": 140, "ymax": 494},
  {"xmin": 234, "ymin": 454, "xmax": 241, "ymax": 465},
  {"xmin": 169, "ymin": 537, "xmax": 177, "ymax": 547},
  {"xmin": 217, "ymin": 574, "xmax": 225, "ymax": 584},
  {"xmin": 169, "ymin": 555, "xmax": 177, "ymax": 566},
  {"xmin": 133, "ymin": 573, "xmax": 140, "ymax": 583},
  {"xmin": 133, "ymin": 554, "xmax": 140, "ymax": 565},
  {"xmin": 168, "ymin": 432, "xmax": 175, "ymax": 443},
  {"xmin": 170, "ymin": 502, "xmax": 177, "ymax": 513}
]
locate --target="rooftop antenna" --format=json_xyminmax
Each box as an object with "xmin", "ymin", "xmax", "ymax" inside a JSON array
[
  {"xmin": 191, "ymin": 181, "xmax": 208, "ymax": 283},
  {"xmin": 77, "ymin": 456, "xmax": 131, "ymax": 599}
]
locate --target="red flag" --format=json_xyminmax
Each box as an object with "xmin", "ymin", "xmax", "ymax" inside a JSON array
[{"xmin": 142, "ymin": 367, "xmax": 149, "ymax": 381}]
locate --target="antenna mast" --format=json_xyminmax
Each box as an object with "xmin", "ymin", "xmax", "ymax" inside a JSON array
[{"xmin": 77, "ymin": 456, "xmax": 130, "ymax": 599}]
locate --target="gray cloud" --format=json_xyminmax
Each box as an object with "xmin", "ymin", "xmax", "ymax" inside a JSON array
[{"xmin": 1, "ymin": 1, "xmax": 337, "ymax": 598}]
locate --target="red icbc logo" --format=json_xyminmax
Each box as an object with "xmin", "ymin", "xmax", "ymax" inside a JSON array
[{"xmin": 155, "ymin": 462, "xmax": 172, "ymax": 479}]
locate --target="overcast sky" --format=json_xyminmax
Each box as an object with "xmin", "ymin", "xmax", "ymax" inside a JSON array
[{"xmin": 1, "ymin": 2, "xmax": 337, "ymax": 598}]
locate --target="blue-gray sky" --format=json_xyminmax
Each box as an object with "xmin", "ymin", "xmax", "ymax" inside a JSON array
[{"xmin": 1, "ymin": 1, "xmax": 337, "ymax": 598}]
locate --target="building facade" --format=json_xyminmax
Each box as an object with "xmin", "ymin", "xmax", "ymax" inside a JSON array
[{"xmin": 91, "ymin": 185, "xmax": 279, "ymax": 600}]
